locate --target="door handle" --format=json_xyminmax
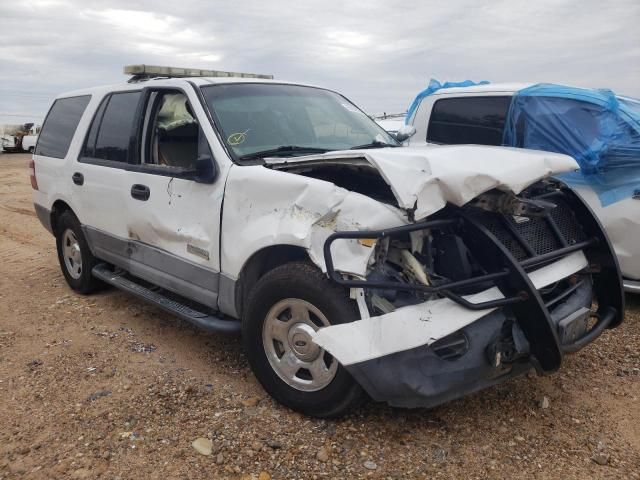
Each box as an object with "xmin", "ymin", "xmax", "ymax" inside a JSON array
[
  {"xmin": 72, "ymin": 172, "xmax": 84, "ymax": 186},
  {"xmin": 131, "ymin": 184, "xmax": 150, "ymax": 201}
]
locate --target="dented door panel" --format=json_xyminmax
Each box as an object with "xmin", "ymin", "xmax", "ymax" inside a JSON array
[{"xmin": 123, "ymin": 172, "xmax": 223, "ymax": 290}]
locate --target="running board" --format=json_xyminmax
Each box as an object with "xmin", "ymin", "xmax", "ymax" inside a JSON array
[{"xmin": 92, "ymin": 263, "xmax": 241, "ymax": 334}]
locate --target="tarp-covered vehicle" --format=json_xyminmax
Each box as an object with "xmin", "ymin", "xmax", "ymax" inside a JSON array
[
  {"xmin": 403, "ymin": 80, "xmax": 640, "ymax": 293},
  {"xmin": 33, "ymin": 67, "xmax": 624, "ymax": 417}
]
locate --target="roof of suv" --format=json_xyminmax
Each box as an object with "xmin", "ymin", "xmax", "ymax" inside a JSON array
[
  {"xmin": 432, "ymin": 82, "xmax": 534, "ymax": 96},
  {"xmin": 56, "ymin": 77, "xmax": 319, "ymax": 100}
]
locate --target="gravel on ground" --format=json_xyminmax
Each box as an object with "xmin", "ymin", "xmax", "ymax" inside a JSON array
[{"xmin": 1, "ymin": 153, "xmax": 639, "ymax": 479}]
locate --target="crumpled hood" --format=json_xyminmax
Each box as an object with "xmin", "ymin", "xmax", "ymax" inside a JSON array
[{"xmin": 265, "ymin": 145, "xmax": 579, "ymax": 219}]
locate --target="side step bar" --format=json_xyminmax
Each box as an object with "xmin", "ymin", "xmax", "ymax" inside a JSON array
[{"xmin": 92, "ymin": 263, "xmax": 241, "ymax": 334}]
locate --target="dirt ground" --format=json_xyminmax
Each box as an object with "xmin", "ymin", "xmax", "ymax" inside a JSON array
[{"xmin": 0, "ymin": 153, "xmax": 639, "ymax": 479}]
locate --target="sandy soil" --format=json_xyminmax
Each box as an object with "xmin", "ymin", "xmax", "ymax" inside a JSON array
[{"xmin": 1, "ymin": 153, "xmax": 639, "ymax": 479}]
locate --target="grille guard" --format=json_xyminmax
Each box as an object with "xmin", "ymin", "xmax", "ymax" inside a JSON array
[{"xmin": 322, "ymin": 188, "xmax": 624, "ymax": 372}]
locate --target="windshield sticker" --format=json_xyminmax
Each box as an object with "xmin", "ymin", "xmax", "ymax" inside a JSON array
[{"xmin": 228, "ymin": 130, "xmax": 249, "ymax": 145}]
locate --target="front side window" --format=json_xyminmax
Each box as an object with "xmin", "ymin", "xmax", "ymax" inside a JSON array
[
  {"xmin": 144, "ymin": 91, "xmax": 199, "ymax": 169},
  {"xmin": 35, "ymin": 95, "xmax": 91, "ymax": 158},
  {"xmin": 201, "ymin": 83, "xmax": 397, "ymax": 161},
  {"xmin": 427, "ymin": 96, "xmax": 512, "ymax": 146},
  {"xmin": 82, "ymin": 91, "xmax": 142, "ymax": 163}
]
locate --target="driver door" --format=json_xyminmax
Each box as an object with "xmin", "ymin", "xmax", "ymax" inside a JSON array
[{"xmin": 123, "ymin": 86, "xmax": 223, "ymax": 308}]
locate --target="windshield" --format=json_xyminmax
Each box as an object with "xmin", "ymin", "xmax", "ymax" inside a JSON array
[{"xmin": 201, "ymin": 83, "xmax": 398, "ymax": 161}]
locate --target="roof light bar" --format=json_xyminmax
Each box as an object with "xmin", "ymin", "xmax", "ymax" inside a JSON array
[{"xmin": 124, "ymin": 64, "xmax": 274, "ymax": 81}]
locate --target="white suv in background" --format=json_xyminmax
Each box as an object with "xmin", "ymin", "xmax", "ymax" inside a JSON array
[
  {"xmin": 403, "ymin": 83, "xmax": 640, "ymax": 292},
  {"xmin": 31, "ymin": 66, "xmax": 624, "ymax": 417}
]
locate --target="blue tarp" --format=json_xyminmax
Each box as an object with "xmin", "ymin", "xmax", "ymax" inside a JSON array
[
  {"xmin": 405, "ymin": 78, "xmax": 489, "ymax": 124},
  {"xmin": 406, "ymin": 80, "xmax": 640, "ymax": 205},
  {"xmin": 502, "ymin": 83, "xmax": 640, "ymax": 206}
]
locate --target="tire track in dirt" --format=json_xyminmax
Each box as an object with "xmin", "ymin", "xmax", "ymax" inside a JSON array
[
  {"xmin": 0, "ymin": 197, "xmax": 52, "ymax": 249},
  {"xmin": 0, "ymin": 234, "xmax": 58, "ymax": 282},
  {"xmin": 0, "ymin": 225, "xmax": 47, "ymax": 249},
  {"xmin": 0, "ymin": 204, "xmax": 36, "ymax": 217},
  {"xmin": 1, "ymin": 154, "xmax": 639, "ymax": 479}
]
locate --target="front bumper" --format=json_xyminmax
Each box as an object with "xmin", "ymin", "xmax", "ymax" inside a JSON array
[
  {"xmin": 346, "ymin": 281, "xmax": 617, "ymax": 408},
  {"xmin": 317, "ymin": 187, "xmax": 624, "ymax": 408}
]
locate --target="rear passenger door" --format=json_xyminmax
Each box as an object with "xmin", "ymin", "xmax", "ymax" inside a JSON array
[
  {"xmin": 76, "ymin": 89, "xmax": 143, "ymax": 242},
  {"xmin": 425, "ymin": 96, "xmax": 512, "ymax": 146}
]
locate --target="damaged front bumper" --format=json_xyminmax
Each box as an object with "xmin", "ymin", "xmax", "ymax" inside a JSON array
[{"xmin": 314, "ymin": 188, "xmax": 624, "ymax": 408}]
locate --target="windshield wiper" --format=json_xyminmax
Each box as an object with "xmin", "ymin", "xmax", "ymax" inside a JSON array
[
  {"xmin": 238, "ymin": 145, "xmax": 329, "ymax": 161},
  {"xmin": 350, "ymin": 140, "xmax": 400, "ymax": 150}
]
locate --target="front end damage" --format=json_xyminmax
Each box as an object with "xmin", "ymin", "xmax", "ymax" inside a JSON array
[
  {"xmin": 257, "ymin": 146, "xmax": 624, "ymax": 408},
  {"xmin": 314, "ymin": 181, "xmax": 624, "ymax": 408}
]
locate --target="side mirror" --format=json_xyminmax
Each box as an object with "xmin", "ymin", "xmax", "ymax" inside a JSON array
[
  {"xmin": 194, "ymin": 127, "xmax": 217, "ymax": 184},
  {"xmin": 194, "ymin": 154, "xmax": 217, "ymax": 184},
  {"xmin": 395, "ymin": 125, "xmax": 416, "ymax": 142}
]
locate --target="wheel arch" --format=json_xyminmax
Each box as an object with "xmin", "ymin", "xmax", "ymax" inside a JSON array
[
  {"xmin": 234, "ymin": 244, "xmax": 313, "ymax": 319},
  {"xmin": 50, "ymin": 200, "xmax": 75, "ymax": 236}
]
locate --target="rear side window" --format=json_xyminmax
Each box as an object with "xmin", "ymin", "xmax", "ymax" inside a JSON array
[
  {"xmin": 82, "ymin": 91, "xmax": 142, "ymax": 163},
  {"xmin": 35, "ymin": 95, "xmax": 91, "ymax": 158},
  {"xmin": 427, "ymin": 96, "xmax": 512, "ymax": 146}
]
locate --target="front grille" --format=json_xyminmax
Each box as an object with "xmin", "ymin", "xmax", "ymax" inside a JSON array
[
  {"xmin": 477, "ymin": 214, "xmax": 529, "ymax": 261},
  {"xmin": 466, "ymin": 198, "xmax": 586, "ymax": 262},
  {"xmin": 511, "ymin": 216, "xmax": 562, "ymax": 255},
  {"xmin": 549, "ymin": 199, "xmax": 587, "ymax": 245}
]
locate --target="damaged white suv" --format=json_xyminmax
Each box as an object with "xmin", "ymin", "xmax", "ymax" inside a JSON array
[{"xmin": 32, "ymin": 66, "xmax": 624, "ymax": 417}]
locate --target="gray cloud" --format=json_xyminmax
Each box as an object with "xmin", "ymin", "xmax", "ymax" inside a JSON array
[{"xmin": 1, "ymin": 0, "xmax": 638, "ymax": 124}]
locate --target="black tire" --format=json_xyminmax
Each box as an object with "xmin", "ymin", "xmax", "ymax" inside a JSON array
[
  {"xmin": 242, "ymin": 262, "xmax": 366, "ymax": 418},
  {"xmin": 55, "ymin": 210, "xmax": 102, "ymax": 294}
]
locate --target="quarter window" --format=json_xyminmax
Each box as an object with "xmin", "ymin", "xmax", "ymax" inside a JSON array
[
  {"xmin": 35, "ymin": 95, "xmax": 91, "ymax": 158},
  {"xmin": 427, "ymin": 96, "xmax": 512, "ymax": 146}
]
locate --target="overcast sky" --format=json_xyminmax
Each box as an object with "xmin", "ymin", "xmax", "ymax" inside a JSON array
[{"xmin": 1, "ymin": 0, "xmax": 638, "ymax": 125}]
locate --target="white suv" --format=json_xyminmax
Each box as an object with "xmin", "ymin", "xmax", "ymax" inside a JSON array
[
  {"xmin": 32, "ymin": 66, "xmax": 624, "ymax": 417},
  {"xmin": 403, "ymin": 82, "xmax": 640, "ymax": 292}
]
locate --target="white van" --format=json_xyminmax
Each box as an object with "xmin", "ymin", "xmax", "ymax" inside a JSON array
[
  {"xmin": 21, "ymin": 125, "xmax": 40, "ymax": 153},
  {"xmin": 31, "ymin": 66, "xmax": 624, "ymax": 416}
]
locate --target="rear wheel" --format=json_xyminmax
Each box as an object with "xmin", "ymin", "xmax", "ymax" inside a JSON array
[
  {"xmin": 55, "ymin": 211, "xmax": 102, "ymax": 294},
  {"xmin": 243, "ymin": 262, "xmax": 365, "ymax": 418}
]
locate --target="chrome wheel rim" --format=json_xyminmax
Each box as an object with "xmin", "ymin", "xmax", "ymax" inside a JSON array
[
  {"xmin": 62, "ymin": 229, "xmax": 83, "ymax": 279},
  {"xmin": 262, "ymin": 298, "xmax": 337, "ymax": 392}
]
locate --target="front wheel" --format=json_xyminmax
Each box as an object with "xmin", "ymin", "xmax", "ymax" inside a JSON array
[{"xmin": 242, "ymin": 262, "xmax": 365, "ymax": 418}]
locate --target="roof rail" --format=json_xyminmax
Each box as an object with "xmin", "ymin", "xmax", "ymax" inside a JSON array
[{"xmin": 124, "ymin": 64, "xmax": 274, "ymax": 83}]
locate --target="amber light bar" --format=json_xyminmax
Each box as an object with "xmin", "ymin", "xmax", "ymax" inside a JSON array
[{"xmin": 124, "ymin": 64, "xmax": 274, "ymax": 80}]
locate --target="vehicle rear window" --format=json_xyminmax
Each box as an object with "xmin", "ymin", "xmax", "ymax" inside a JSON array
[
  {"xmin": 35, "ymin": 95, "xmax": 91, "ymax": 158},
  {"xmin": 511, "ymin": 96, "xmax": 640, "ymax": 166},
  {"xmin": 83, "ymin": 91, "xmax": 141, "ymax": 163},
  {"xmin": 427, "ymin": 96, "xmax": 512, "ymax": 146}
]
